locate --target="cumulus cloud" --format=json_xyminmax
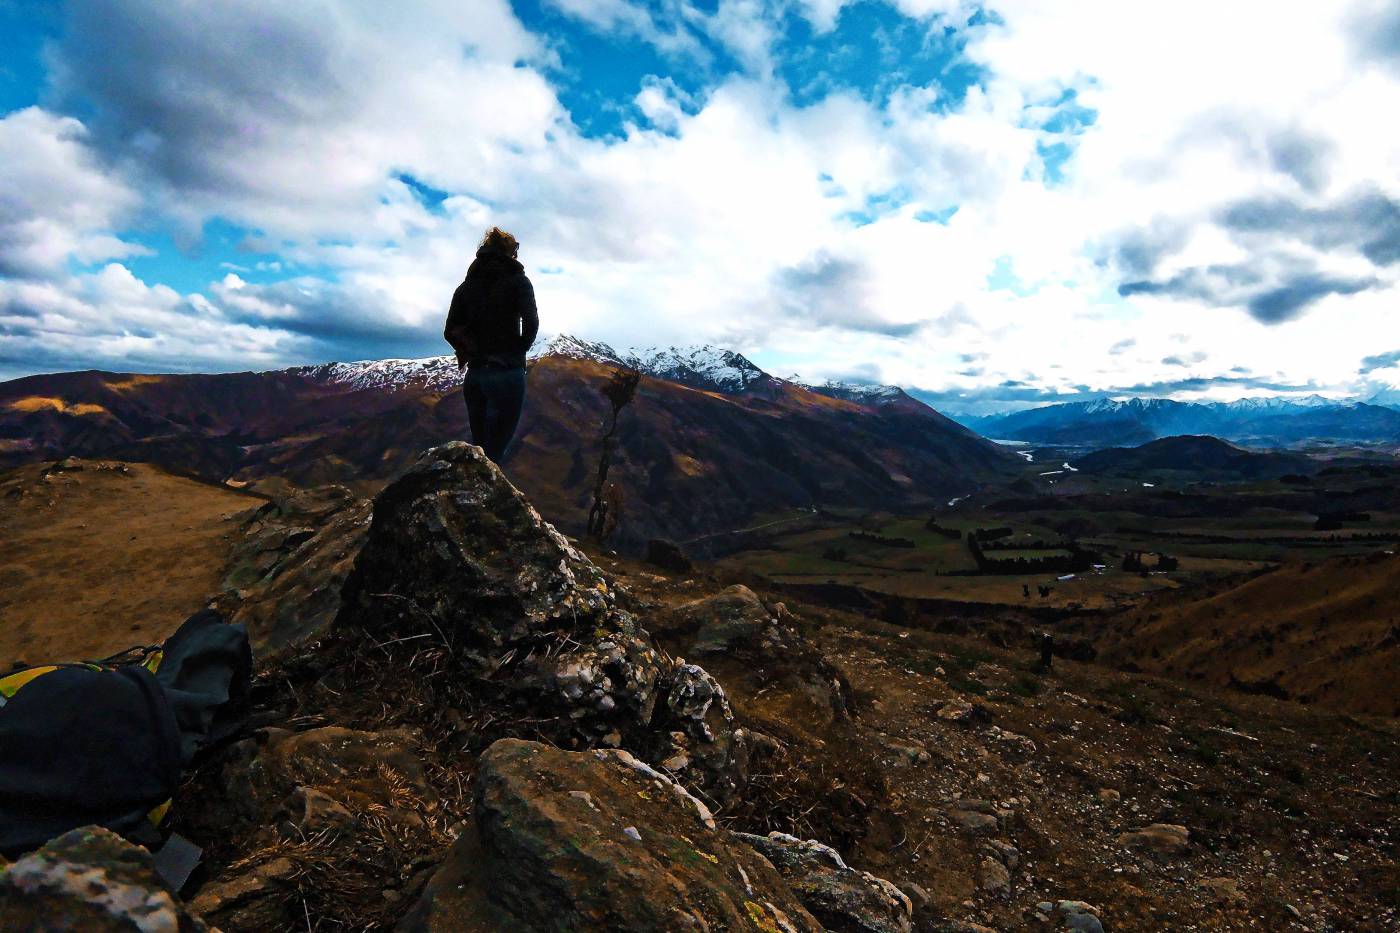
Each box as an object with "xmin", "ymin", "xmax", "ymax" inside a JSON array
[
  {"xmin": 772, "ymin": 251, "xmax": 920, "ymax": 336},
  {"xmin": 1, "ymin": 0, "xmax": 1397, "ymax": 410},
  {"xmin": 0, "ymin": 108, "xmax": 145, "ymax": 277},
  {"xmin": 0, "ymin": 263, "xmax": 301, "ymax": 379},
  {"xmin": 51, "ymin": 0, "xmax": 561, "ymax": 236}
]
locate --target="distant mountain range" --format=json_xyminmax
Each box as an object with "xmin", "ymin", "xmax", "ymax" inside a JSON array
[
  {"xmin": 0, "ymin": 335, "xmax": 1018, "ymax": 549},
  {"xmin": 960, "ymin": 395, "xmax": 1400, "ymax": 449}
]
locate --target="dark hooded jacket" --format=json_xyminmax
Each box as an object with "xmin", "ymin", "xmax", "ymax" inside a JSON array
[{"xmin": 444, "ymin": 246, "xmax": 539, "ymax": 369}]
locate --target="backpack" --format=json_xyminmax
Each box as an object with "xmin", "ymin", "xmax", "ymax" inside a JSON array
[{"xmin": 0, "ymin": 609, "xmax": 251, "ymax": 859}]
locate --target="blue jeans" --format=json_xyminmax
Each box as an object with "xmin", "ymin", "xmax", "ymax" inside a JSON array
[{"xmin": 463, "ymin": 366, "xmax": 527, "ymax": 463}]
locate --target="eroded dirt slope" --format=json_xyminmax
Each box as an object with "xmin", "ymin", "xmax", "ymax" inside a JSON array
[{"xmin": 1086, "ymin": 553, "xmax": 1400, "ymax": 716}]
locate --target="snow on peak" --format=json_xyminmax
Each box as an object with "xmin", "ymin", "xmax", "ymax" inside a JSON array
[
  {"xmin": 529, "ymin": 334, "xmax": 631, "ymax": 367},
  {"xmin": 631, "ymin": 344, "xmax": 768, "ymax": 392},
  {"xmin": 1220, "ymin": 394, "xmax": 1347, "ymax": 411},
  {"xmin": 296, "ymin": 356, "xmax": 460, "ymax": 392},
  {"xmin": 532, "ymin": 334, "xmax": 770, "ymax": 392},
  {"xmin": 1083, "ymin": 398, "xmax": 1129, "ymax": 414},
  {"xmin": 800, "ymin": 380, "xmax": 906, "ymax": 404}
]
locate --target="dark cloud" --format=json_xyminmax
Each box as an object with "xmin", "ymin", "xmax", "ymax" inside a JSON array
[
  {"xmin": 1219, "ymin": 188, "xmax": 1400, "ymax": 266},
  {"xmin": 1266, "ymin": 128, "xmax": 1334, "ymax": 193},
  {"xmin": 772, "ymin": 252, "xmax": 922, "ymax": 337},
  {"xmin": 55, "ymin": 0, "xmax": 352, "ymax": 198},
  {"xmin": 1360, "ymin": 348, "xmax": 1400, "ymax": 374},
  {"xmin": 1109, "ymin": 184, "xmax": 1397, "ymax": 325},
  {"xmin": 1349, "ymin": 1, "xmax": 1400, "ymax": 72},
  {"xmin": 1119, "ymin": 261, "xmax": 1378, "ymax": 324},
  {"xmin": 213, "ymin": 277, "xmax": 445, "ymax": 361},
  {"xmin": 1244, "ymin": 274, "xmax": 1377, "ymax": 323},
  {"xmin": 1103, "ymin": 221, "xmax": 1189, "ymax": 278}
]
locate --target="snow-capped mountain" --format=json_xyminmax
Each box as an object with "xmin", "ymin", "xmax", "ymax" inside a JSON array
[
  {"xmin": 1218, "ymin": 394, "xmax": 1347, "ymax": 412},
  {"xmin": 1, "ymin": 336, "xmax": 1020, "ymax": 546},
  {"xmin": 631, "ymin": 345, "xmax": 769, "ymax": 393},
  {"xmin": 298, "ymin": 335, "xmax": 776, "ymax": 396},
  {"xmin": 527, "ymin": 334, "xmax": 634, "ymax": 368},
  {"xmin": 964, "ymin": 393, "xmax": 1400, "ymax": 449},
  {"xmin": 296, "ymin": 357, "xmax": 460, "ymax": 393},
  {"xmin": 535, "ymin": 335, "xmax": 773, "ymax": 393},
  {"xmin": 1366, "ymin": 385, "xmax": 1400, "ymax": 411},
  {"xmin": 798, "ymin": 380, "xmax": 908, "ymax": 405},
  {"xmin": 294, "ymin": 335, "xmax": 943, "ymax": 414}
]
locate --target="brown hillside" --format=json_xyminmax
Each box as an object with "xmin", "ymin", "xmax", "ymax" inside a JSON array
[
  {"xmin": 1093, "ymin": 553, "xmax": 1400, "ymax": 716},
  {"xmin": 0, "ymin": 355, "xmax": 1018, "ymax": 548},
  {"xmin": 0, "ymin": 459, "xmax": 259, "ymax": 665}
]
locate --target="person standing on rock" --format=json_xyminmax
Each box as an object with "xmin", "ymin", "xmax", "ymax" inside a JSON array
[{"xmin": 444, "ymin": 227, "xmax": 539, "ymax": 463}]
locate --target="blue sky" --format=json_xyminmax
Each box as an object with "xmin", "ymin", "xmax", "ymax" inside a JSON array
[{"xmin": 2, "ymin": 0, "xmax": 1399, "ymax": 412}]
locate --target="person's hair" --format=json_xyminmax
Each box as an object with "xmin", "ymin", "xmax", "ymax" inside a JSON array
[{"xmin": 479, "ymin": 226, "xmax": 519, "ymax": 256}]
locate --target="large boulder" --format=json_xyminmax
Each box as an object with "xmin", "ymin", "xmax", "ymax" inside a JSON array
[
  {"xmin": 0, "ymin": 826, "xmax": 208, "ymax": 931},
  {"xmin": 673, "ymin": 584, "xmax": 773, "ymax": 655},
  {"xmin": 223, "ymin": 484, "xmax": 371, "ymax": 651},
  {"xmin": 400, "ymin": 738, "xmax": 821, "ymax": 932},
  {"xmin": 734, "ymin": 831, "xmax": 914, "ymax": 933},
  {"xmin": 657, "ymin": 585, "xmax": 856, "ymax": 724},
  {"xmin": 339, "ymin": 442, "xmax": 614, "ymax": 657},
  {"xmin": 338, "ymin": 443, "xmax": 749, "ymax": 803}
]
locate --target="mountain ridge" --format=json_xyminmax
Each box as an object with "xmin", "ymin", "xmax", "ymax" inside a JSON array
[
  {"xmin": 963, "ymin": 395, "xmax": 1400, "ymax": 448},
  {"xmin": 0, "ymin": 336, "xmax": 1019, "ymax": 549}
]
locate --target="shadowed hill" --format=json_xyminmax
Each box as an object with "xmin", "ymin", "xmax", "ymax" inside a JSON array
[
  {"xmin": 0, "ymin": 347, "xmax": 1020, "ymax": 548},
  {"xmin": 1074, "ymin": 435, "xmax": 1319, "ymax": 480}
]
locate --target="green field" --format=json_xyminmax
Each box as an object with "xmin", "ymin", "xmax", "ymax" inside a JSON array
[{"xmin": 716, "ymin": 459, "xmax": 1400, "ymax": 611}]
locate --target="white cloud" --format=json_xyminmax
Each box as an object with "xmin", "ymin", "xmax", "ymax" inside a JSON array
[
  {"xmin": 0, "ymin": 108, "xmax": 146, "ymax": 277},
  {"xmin": 4, "ymin": 0, "xmax": 1398, "ymax": 407},
  {"xmin": 0, "ymin": 263, "xmax": 300, "ymax": 378}
]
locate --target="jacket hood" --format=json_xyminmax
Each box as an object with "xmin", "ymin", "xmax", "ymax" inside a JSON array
[{"xmin": 468, "ymin": 247, "xmax": 523, "ymax": 279}]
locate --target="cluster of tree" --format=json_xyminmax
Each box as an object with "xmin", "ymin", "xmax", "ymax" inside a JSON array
[
  {"xmin": 822, "ymin": 546, "xmax": 849, "ymax": 562},
  {"xmin": 1314, "ymin": 511, "xmax": 1372, "ymax": 531},
  {"xmin": 923, "ymin": 517, "xmax": 962, "ymax": 540},
  {"xmin": 967, "ymin": 533, "xmax": 1099, "ymax": 575},
  {"xmin": 979, "ymin": 537, "xmax": 1070, "ymax": 552},
  {"xmin": 971, "ymin": 527, "xmax": 1014, "ymax": 542},
  {"xmin": 849, "ymin": 530, "xmax": 916, "ymax": 548},
  {"xmin": 1121, "ymin": 551, "xmax": 1180, "ymax": 573}
]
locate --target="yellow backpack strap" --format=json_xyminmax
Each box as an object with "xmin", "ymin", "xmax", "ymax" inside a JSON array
[
  {"xmin": 0, "ymin": 666, "xmax": 60, "ymax": 706},
  {"xmin": 147, "ymin": 798, "xmax": 173, "ymax": 828}
]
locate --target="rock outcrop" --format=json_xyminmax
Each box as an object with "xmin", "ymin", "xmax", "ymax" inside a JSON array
[
  {"xmin": 401, "ymin": 738, "xmax": 820, "ymax": 932},
  {"xmin": 0, "ymin": 826, "xmax": 209, "ymax": 931},
  {"xmin": 734, "ymin": 831, "xmax": 914, "ymax": 933},
  {"xmin": 674, "ymin": 584, "xmax": 774, "ymax": 656},
  {"xmin": 223, "ymin": 484, "xmax": 371, "ymax": 651},
  {"xmin": 337, "ymin": 443, "xmax": 749, "ymax": 802}
]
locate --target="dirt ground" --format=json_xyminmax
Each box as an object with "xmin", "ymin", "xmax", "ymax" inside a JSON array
[
  {"xmin": 597, "ymin": 554, "xmax": 1400, "ymax": 933},
  {"xmin": 5, "ymin": 459, "xmax": 1395, "ymax": 931},
  {"xmin": 0, "ymin": 459, "xmax": 259, "ymax": 665}
]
